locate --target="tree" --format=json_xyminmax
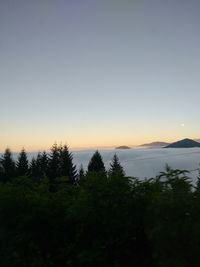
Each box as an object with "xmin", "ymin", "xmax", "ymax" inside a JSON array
[
  {"xmin": 47, "ymin": 143, "xmax": 60, "ymax": 181},
  {"xmin": 59, "ymin": 145, "xmax": 77, "ymax": 184},
  {"xmin": 77, "ymin": 164, "xmax": 85, "ymax": 182},
  {"xmin": 40, "ymin": 151, "xmax": 48, "ymax": 177},
  {"xmin": 157, "ymin": 164, "xmax": 191, "ymax": 192},
  {"xmin": 0, "ymin": 148, "xmax": 16, "ymax": 182},
  {"xmin": 194, "ymin": 164, "xmax": 200, "ymax": 192},
  {"xmin": 16, "ymin": 148, "xmax": 29, "ymax": 176},
  {"xmin": 87, "ymin": 150, "xmax": 106, "ymax": 173},
  {"xmin": 109, "ymin": 153, "xmax": 125, "ymax": 177},
  {"xmin": 29, "ymin": 152, "xmax": 47, "ymax": 180},
  {"xmin": 29, "ymin": 158, "xmax": 38, "ymax": 179},
  {"xmin": 29, "ymin": 152, "xmax": 48, "ymax": 180}
]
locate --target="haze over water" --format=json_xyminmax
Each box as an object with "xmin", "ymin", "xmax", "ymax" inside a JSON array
[{"xmin": 3, "ymin": 148, "xmax": 200, "ymax": 181}]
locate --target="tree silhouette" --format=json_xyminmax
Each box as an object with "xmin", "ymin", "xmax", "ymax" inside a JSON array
[
  {"xmin": 77, "ymin": 164, "xmax": 85, "ymax": 182},
  {"xmin": 40, "ymin": 151, "xmax": 48, "ymax": 177},
  {"xmin": 59, "ymin": 145, "xmax": 77, "ymax": 184},
  {"xmin": 0, "ymin": 164, "xmax": 4, "ymax": 182},
  {"xmin": 87, "ymin": 150, "xmax": 105, "ymax": 173},
  {"xmin": 0, "ymin": 148, "xmax": 16, "ymax": 182},
  {"xmin": 109, "ymin": 153, "xmax": 125, "ymax": 177},
  {"xmin": 157, "ymin": 164, "xmax": 191, "ymax": 192},
  {"xmin": 47, "ymin": 143, "xmax": 60, "ymax": 181},
  {"xmin": 30, "ymin": 158, "xmax": 38, "ymax": 179},
  {"xmin": 16, "ymin": 148, "xmax": 29, "ymax": 176}
]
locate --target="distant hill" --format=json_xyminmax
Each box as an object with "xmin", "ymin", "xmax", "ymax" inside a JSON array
[
  {"xmin": 115, "ymin": 146, "xmax": 131, "ymax": 149},
  {"xmin": 140, "ymin": 141, "xmax": 170, "ymax": 148},
  {"xmin": 165, "ymin": 138, "xmax": 200, "ymax": 148}
]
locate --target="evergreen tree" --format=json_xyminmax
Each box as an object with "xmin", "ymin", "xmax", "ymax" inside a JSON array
[
  {"xmin": 16, "ymin": 148, "xmax": 29, "ymax": 176},
  {"xmin": 29, "ymin": 152, "xmax": 47, "ymax": 180},
  {"xmin": 78, "ymin": 164, "xmax": 85, "ymax": 182},
  {"xmin": 36, "ymin": 152, "xmax": 42, "ymax": 176},
  {"xmin": 29, "ymin": 158, "xmax": 39, "ymax": 179},
  {"xmin": 0, "ymin": 163, "xmax": 4, "ymax": 182},
  {"xmin": 197, "ymin": 170, "xmax": 200, "ymax": 187},
  {"xmin": 59, "ymin": 145, "xmax": 77, "ymax": 184},
  {"xmin": 47, "ymin": 143, "xmax": 60, "ymax": 181},
  {"xmin": 109, "ymin": 153, "xmax": 125, "ymax": 177},
  {"xmin": 87, "ymin": 150, "xmax": 106, "ymax": 173},
  {"xmin": 0, "ymin": 148, "xmax": 16, "ymax": 182},
  {"xmin": 195, "ymin": 164, "xmax": 200, "ymax": 191},
  {"xmin": 40, "ymin": 151, "xmax": 48, "ymax": 177}
]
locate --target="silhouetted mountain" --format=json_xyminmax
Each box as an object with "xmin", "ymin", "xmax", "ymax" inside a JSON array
[
  {"xmin": 140, "ymin": 141, "xmax": 170, "ymax": 148},
  {"xmin": 165, "ymin": 138, "xmax": 200, "ymax": 148},
  {"xmin": 115, "ymin": 146, "xmax": 131, "ymax": 149}
]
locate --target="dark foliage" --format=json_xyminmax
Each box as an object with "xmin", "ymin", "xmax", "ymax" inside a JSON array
[
  {"xmin": 16, "ymin": 148, "xmax": 29, "ymax": 176},
  {"xmin": 40, "ymin": 151, "xmax": 49, "ymax": 177},
  {"xmin": 87, "ymin": 150, "xmax": 106, "ymax": 174},
  {"xmin": 29, "ymin": 157, "xmax": 38, "ymax": 179},
  {"xmin": 1, "ymin": 145, "xmax": 200, "ymax": 267},
  {"xmin": 47, "ymin": 143, "xmax": 60, "ymax": 190},
  {"xmin": 0, "ymin": 148, "xmax": 16, "ymax": 182},
  {"xmin": 109, "ymin": 153, "xmax": 125, "ymax": 177},
  {"xmin": 59, "ymin": 145, "xmax": 77, "ymax": 184},
  {"xmin": 30, "ymin": 152, "xmax": 49, "ymax": 180},
  {"xmin": 78, "ymin": 164, "xmax": 85, "ymax": 182}
]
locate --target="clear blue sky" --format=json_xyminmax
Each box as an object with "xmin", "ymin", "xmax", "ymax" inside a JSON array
[{"xmin": 1, "ymin": 0, "xmax": 200, "ymax": 151}]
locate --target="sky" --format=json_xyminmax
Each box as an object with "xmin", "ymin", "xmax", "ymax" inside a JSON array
[{"xmin": 1, "ymin": 0, "xmax": 200, "ymax": 151}]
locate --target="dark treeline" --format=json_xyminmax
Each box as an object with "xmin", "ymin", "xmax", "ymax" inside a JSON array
[
  {"xmin": 0, "ymin": 144, "xmax": 200, "ymax": 266},
  {"xmin": 0, "ymin": 144, "xmax": 78, "ymax": 185}
]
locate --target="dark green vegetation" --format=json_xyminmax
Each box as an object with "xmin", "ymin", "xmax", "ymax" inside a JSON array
[{"xmin": 0, "ymin": 145, "xmax": 200, "ymax": 267}]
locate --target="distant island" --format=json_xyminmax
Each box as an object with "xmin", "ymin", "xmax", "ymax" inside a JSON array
[
  {"xmin": 116, "ymin": 138, "xmax": 200, "ymax": 149},
  {"xmin": 140, "ymin": 141, "xmax": 170, "ymax": 148},
  {"xmin": 165, "ymin": 138, "xmax": 200, "ymax": 148},
  {"xmin": 115, "ymin": 146, "xmax": 131, "ymax": 149}
]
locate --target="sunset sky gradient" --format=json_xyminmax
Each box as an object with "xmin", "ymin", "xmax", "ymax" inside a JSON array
[{"xmin": 1, "ymin": 0, "xmax": 200, "ymax": 151}]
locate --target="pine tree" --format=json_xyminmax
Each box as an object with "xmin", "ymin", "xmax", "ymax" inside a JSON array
[
  {"xmin": 30, "ymin": 151, "xmax": 49, "ymax": 179},
  {"xmin": 35, "ymin": 152, "xmax": 42, "ymax": 176},
  {"xmin": 16, "ymin": 148, "xmax": 29, "ymax": 176},
  {"xmin": 47, "ymin": 143, "xmax": 60, "ymax": 180},
  {"xmin": 29, "ymin": 158, "xmax": 39, "ymax": 179},
  {"xmin": 78, "ymin": 164, "xmax": 85, "ymax": 182},
  {"xmin": 196, "ymin": 164, "xmax": 200, "ymax": 191},
  {"xmin": 0, "ymin": 148, "xmax": 16, "ymax": 182},
  {"xmin": 87, "ymin": 150, "xmax": 105, "ymax": 173},
  {"xmin": 109, "ymin": 153, "xmax": 125, "ymax": 177},
  {"xmin": 0, "ymin": 164, "xmax": 4, "ymax": 182},
  {"xmin": 40, "ymin": 151, "xmax": 48, "ymax": 177},
  {"xmin": 59, "ymin": 145, "xmax": 77, "ymax": 184}
]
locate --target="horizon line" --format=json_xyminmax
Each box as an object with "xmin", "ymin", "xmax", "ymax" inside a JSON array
[{"xmin": 1, "ymin": 137, "xmax": 200, "ymax": 153}]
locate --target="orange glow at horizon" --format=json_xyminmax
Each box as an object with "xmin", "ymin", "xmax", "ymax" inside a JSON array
[{"xmin": 1, "ymin": 131, "xmax": 199, "ymax": 152}]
